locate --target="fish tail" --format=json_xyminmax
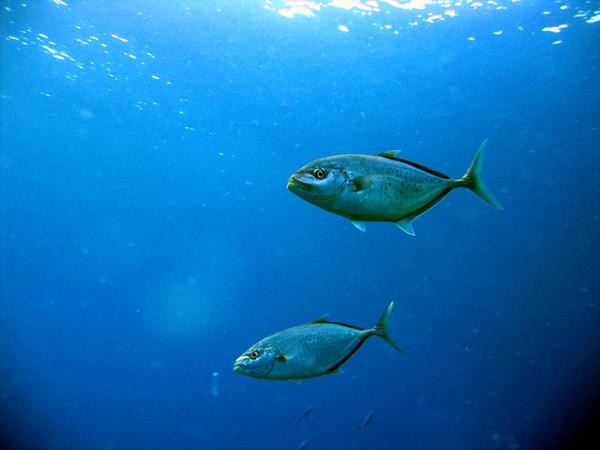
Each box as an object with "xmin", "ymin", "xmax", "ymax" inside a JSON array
[
  {"xmin": 373, "ymin": 301, "xmax": 404, "ymax": 353},
  {"xmin": 456, "ymin": 139, "xmax": 504, "ymax": 210}
]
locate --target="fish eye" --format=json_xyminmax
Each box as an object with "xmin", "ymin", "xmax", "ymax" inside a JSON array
[
  {"xmin": 313, "ymin": 169, "xmax": 326, "ymax": 180},
  {"xmin": 248, "ymin": 350, "xmax": 260, "ymax": 360}
]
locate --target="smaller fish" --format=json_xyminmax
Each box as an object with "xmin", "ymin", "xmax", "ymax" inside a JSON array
[
  {"xmin": 297, "ymin": 439, "xmax": 309, "ymax": 450},
  {"xmin": 356, "ymin": 410, "xmax": 374, "ymax": 429},
  {"xmin": 295, "ymin": 405, "xmax": 315, "ymax": 423},
  {"xmin": 233, "ymin": 301, "xmax": 403, "ymax": 380}
]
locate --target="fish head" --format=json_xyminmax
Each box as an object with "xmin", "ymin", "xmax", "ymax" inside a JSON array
[
  {"xmin": 233, "ymin": 345, "xmax": 278, "ymax": 378},
  {"xmin": 287, "ymin": 158, "xmax": 347, "ymax": 207}
]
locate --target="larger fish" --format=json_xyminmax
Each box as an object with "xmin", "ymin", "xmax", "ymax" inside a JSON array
[
  {"xmin": 287, "ymin": 140, "xmax": 502, "ymax": 235},
  {"xmin": 233, "ymin": 301, "xmax": 402, "ymax": 381}
]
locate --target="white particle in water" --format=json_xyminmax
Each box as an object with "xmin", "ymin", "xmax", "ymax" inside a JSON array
[{"xmin": 111, "ymin": 33, "xmax": 128, "ymax": 43}]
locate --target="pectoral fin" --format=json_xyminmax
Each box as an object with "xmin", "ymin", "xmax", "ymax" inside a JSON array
[
  {"xmin": 351, "ymin": 220, "xmax": 367, "ymax": 232},
  {"xmin": 351, "ymin": 176, "xmax": 373, "ymax": 192},
  {"xmin": 395, "ymin": 218, "xmax": 415, "ymax": 236},
  {"xmin": 276, "ymin": 354, "xmax": 286, "ymax": 362}
]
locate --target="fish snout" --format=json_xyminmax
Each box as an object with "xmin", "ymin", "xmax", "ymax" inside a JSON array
[
  {"xmin": 286, "ymin": 175, "xmax": 296, "ymax": 190},
  {"xmin": 233, "ymin": 355, "xmax": 249, "ymax": 374},
  {"xmin": 287, "ymin": 174, "xmax": 312, "ymax": 191}
]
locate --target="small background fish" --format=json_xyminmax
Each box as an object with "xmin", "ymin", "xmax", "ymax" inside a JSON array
[
  {"xmin": 296, "ymin": 439, "xmax": 309, "ymax": 450},
  {"xmin": 356, "ymin": 410, "xmax": 374, "ymax": 429},
  {"xmin": 295, "ymin": 405, "xmax": 314, "ymax": 423}
]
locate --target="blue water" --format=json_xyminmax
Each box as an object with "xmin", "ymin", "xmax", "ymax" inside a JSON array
[{"xmin": 1, "ymin": 1, "xmax": 599, "ymax": 449}]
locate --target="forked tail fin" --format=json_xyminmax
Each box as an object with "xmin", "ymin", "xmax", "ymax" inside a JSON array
[
  {"xmin": 457, "ymin": 139, "xmax": 503, "ymax": 210},
  {"xmin": 373, "ymin": 301, "xmax": 404, "ymax": 353}
]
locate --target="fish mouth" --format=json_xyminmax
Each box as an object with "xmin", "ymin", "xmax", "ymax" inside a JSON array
[
  {"xmin": 233, "ymin": 356, "xmax": 249, "ymax": 374},
  {"xmin": 287, "ymin": 174, "xmax": 312, "ymax": 191}
]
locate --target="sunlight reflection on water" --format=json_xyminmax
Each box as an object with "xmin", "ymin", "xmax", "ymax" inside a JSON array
[
  {"xmin": 265, "ymin": 0, "xmax": 499, "ymax": 22},
  {"xmin": 263, "ymin": 0, "xmax": 599, "ymax": 37}
]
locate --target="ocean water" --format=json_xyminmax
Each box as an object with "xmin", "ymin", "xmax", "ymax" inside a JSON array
[{"xmin": 1, "ymin": 1, "xmax": 599, "ymax": 449}]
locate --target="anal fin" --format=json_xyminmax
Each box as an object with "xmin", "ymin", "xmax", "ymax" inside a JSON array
[
  {"xmin": 395, "ymin": 218, "xmax": 415, "ymax": 236},
  {"xmin": 393, "ymin": 188, "xmax": 452, "ymax": 236},
  {"xmin": 351, "ymin": 220, "xmax": 367, "ymax": 232}
]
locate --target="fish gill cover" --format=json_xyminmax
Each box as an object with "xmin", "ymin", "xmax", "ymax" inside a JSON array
[{"xmin": 0, "ymin": 0, "xmax": 599, "ymax": 449}]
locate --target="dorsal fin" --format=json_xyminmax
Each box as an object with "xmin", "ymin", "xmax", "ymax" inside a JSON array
[
  {"xmin": 377, "ymin": 152, "xmax": 451, "ymax": 179},
  {"xmin": 310, "ymin": 315, "xmax": 330, "ymax": 324},
  {"xmin": 379, "ymin": 150, "xmax": 402, "ymax": 158}
]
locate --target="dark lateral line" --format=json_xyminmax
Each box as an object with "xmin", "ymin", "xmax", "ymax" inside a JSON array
[
  {"xmin": 324, "ymin": 333, "xmax": 372, "ymax": 375},
  {"xmin": 394, "ymin": 187, "xmax": 452, "ymax": 223},
  {"xmin": 314, "ymin": 320, "xmax": 364, "ymax": 331},
  {"xmin": 378, "ymin": 154, "xmax": 451, "ymax": 180}
]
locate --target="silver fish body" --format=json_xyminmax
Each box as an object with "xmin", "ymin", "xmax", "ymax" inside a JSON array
[
  {"xmin": 233, "ymin": 301, "xmax": 402, "ymax": 381},
  {"xmin": 287, "ymin": 140, "xmax": 502, "ymax": 234},
  {"xmin": 296, "ymin": 154, "xmax": 452, "ymax": 221}
]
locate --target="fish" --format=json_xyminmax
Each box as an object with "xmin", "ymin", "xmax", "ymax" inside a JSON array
[
  {"xmin": 356, "ymin": 410, "xmax": 374, "ymax": 429},
  {"xmin": 233, "ymin": 301, "xmax": 403, "ymax": 381},
  {"xmin": 287, "ymin": 139, "xmax": 502, "ymax": 235},
  {"xmin": 296, "ymin": 439, "xmax": 309, "ymax": 450},
  {"xmin": 295, "ymin": 405, "xmax": 315, "ymax": 422}
]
